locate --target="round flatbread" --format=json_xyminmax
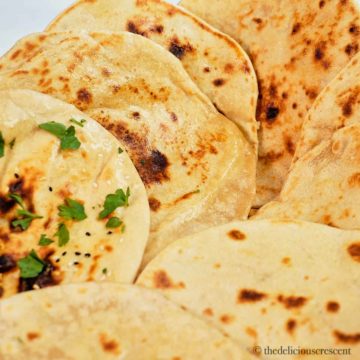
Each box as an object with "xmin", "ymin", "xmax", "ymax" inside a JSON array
[
  {"xmin": 255, "ymin": 53, "xmax": 360, "ymax": 230},
  {"xmin": 138, "ymin": 220, "xmax": 360, "ymax": 359},
  {"xmin": 0, "ymin": 283, "xmax": 250, "ymax": 360},
  {"xmin": 46, "ymin": 0, "xmax": 258, "ymax": 147},
  {"xmin": 0, "ymin": 89, "xmax": 149, "ymax": 299},
  {"xmin": 181, "ymin": 0, "xmax": 360, "ymax": 206},
  {"xmin": 0, "ymin": 32, "xmax": 256, "ymax": 265}
]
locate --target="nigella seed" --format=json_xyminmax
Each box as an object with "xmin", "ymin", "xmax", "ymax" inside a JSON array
[
  {"xmin": 49, "ymin": 187, "xmax": 53, "ymax": 192},
  {"xmin": 73, "ymin": 262, "xmax": 79, "ymax": 266},
  {"xmin": 75, "ymin": 252, "xmax": 81, "ymax": 256},
  {"xmin": 85, "ymin": 232, "xmax": 91, "ymax": 236},
  {"xmin": 107, "ymin": 231, "xmax": 113, "ymax": 235},
  {"xmin": 84, "ymin": 253, "xmax": 91, "ymax": 258},
  {"xmin": 55, "ymin": 258, "xmax": 60, "ymax": 263},
  {"xmin": 62, "ymin": 252, "xmax": 67, "ymax": 256}
]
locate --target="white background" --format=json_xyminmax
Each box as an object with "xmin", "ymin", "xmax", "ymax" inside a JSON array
[{"xmin": 0, "ymin": 0, "xmax": 180, "ymax": 56}]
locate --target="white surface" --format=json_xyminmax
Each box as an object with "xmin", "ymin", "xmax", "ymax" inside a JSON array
[{"xmin": 0, "ymin": 0, "xmax": 180, "ymax": 56}]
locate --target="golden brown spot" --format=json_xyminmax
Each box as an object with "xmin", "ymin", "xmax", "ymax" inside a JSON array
[
  {"xmin": 126, "ymin": 20, "xmax": 147, "ymax": 37},
  {"xmin": 291, "ymin": 22, "xmax": 301, "ymax": 35},
  {"xmin": 99, "ymin": 333, "xmax": 121, "ymax": 354},
  {"xmin": 105, "ymin": 245, "xmax": 113, "ymax": 253},
  {"xmin": 286, "ymin": 319, "xmax": 297, "ymax": 334},
  {"xmin": 170, "ymin": 112, "xmax": 178, "ymax": 122},
  {"xmin": 77, "ymin": 88, "xmax": 92, "ymax": 105},
  {"xmin": 238, "ymin": 289, "xmax": 267, "ymax": 303},
  {"xmin": 0, "ymin": 254, "xmax": 16, "ymax": 273},
  {"xmin": 348, "ymin": 173, "xmax": 360, "ymax": 187},
  {"xmin": 278, "ymin": 295, "xmax": 307, "ymax": 309},
  {"xmin": 333, "ymin": 330, "xmax": 360, "ymax": 344},
  {"xmin": 153, "ymin": 270, "xmax": 184, "ymax": 289},
  {"xmin": 228, "ymin": 230, "xmax": 246, "ymax": 241},
  {"xmin": 102, "ymin": 68, "xmax": 111, "ymax": 77},
  {"xmin": 149, "ymin": 197, "xmax": 161, "ymax": 212},
  {"xmin": 245, "ymin": 327, "xmax": 257, "ymax": 338},
  {"xmin": 220, "ymin": 314, "xmax": 234, "ymax": 324},
  {"xmin": 347, "ymin": 243, "xmax": 360, "ymax": 262},
  {"xmin": 282, "ymin": 257, "xmax": 291, "ymax": 265},
  {"xmin": 203, "ymin": 67, "xmax": 210, "ymax": 73},
  {"xmin": 345, "ymin": 43, "xmax": 359, "ymax": 57},
  {"xmin": 224, "ymin": 63, "xmax": 234, "ymax": 73},
  {"xmin": 285, "ymin": 137, "xmax": 295, "ymax": 155},
  {"xmin": 10, "ymin": 49, "xmax": 22, "ymax": 60},
  {"xmin": 172, "ymin": 190, "xmax": 200, "ymax": 205},
  {"xmin": 213, "ymin": 78, "xmax": 226, "ymax": 87},
  {"xmin": 319, "ymin": 0, "xmax": 326, "ymax": 8},
  {"xmin": 27, "ymin": 332, "xmax": 40, "ymax": 341},
  {"xmin": 213, "ymin": 263, "xmax": 221, "ymax": 269},
  {"xmin": 203, "ymin": 308, "xmax": 214, "ymax": 316},
  {"xmin": 327, "ymin": 301, "xmax": 340, "ymax": 313}
]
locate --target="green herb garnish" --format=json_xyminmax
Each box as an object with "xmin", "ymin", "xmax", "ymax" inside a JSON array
[
  {"xmin": 12, "ymin": 209, "xmax": 43, "ymax": 231},
  {"xmin": 55, "ymin": 223, "xmax": 70, "ymax": 247},
  {"xmin": 58, "ymin": 199, "xmax": 87, "ymax": 221},
  {"xmin": 39, "ymin": 122, "xmax": 81, "ymax": 150},
  {"xmin": 99, "ymin": 187, "xmax": 130, "ymax": 219},
  {"xmin": 0, "ymin": 131, "xmax": 4, "ymax": 158},
  {"xmin": 8, "ymin": 193, "xmax": 25, "ymax": 208},
  {"xmin": 38, "ymin": 234, "xmax": 54, "ymax": 246},
  {"xmin": 102, "ymin": 268, "xmax": 108, "ymax": 274},
  {"xmin": 17, "ymin": 250, "xmax": 45, "ymax": 278},
  {"xmin": 106, "ymin": 217, "xmax": 122, "ymax": 228},
  {"xmin": 70, "ymin": 118, "xmax": 86, "ymax": 128},
  {"xmin": 118, "ymin": 147, "xmax": 123, "ymax": 154}
]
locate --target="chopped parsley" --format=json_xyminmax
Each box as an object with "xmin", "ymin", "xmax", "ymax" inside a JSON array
[
  {"xmin": 12, "ymin": 209, "xmax": 43, "ymax": 231},
  {"xmin": 55, "ymin": 223, "xmax": 70, "ymax": 247},
  {"xmin": 70, "ymin": 118, "xmax": 86, "ymax": 127},
  {"xmin": 99, "ymin": 187, "xmax": 130, "ymax": 219},
  {"xmin": 58, "ymin": 199, "xmax": 87, "ymax": 221},
  {"xmin": 8, "ymin": 193, "xmax": 25, "ymax": 208},
  {"xmin": 118, "ymin": 147, "xmax": 123, "ymax": 154},
  {"xmin": 0, "ymin": 131, "xmax": 4, "ymax": 158},
  {"xmin": 9, "ymin": 138, "xmax": 16, "ymax": 149},
  {"xmin": 17, "ymin": 250, "xmax": 45, "ymax": 278},
  {"xmin": 106, "ymin": 217, "xmax": 122, "ymax": 228},
  {"xmin": 39, "ymin": 122, "xmax": 81, "ymax": 150},
  {"xmin": 38, "ymin": 234, "xmax": 54, "ymax": 246},
  {"xmin": 102, "ymin": 268, "xmax": 108, "ymax": 274}
]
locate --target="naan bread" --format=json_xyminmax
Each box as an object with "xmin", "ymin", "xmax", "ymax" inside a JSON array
[
  {"xmin": 0, "ymin": 89, "xmax": 149, "ymax": 299},
  {"xmin": 181, "ymin": 0, "xmax": 360, "ymax": 206},
  {"xmin": 0, "ymin": 32, "xmax": 256, "ymax": 265},
  {"xmin": 46, "ymin": 0, "xmax": 258, "ymax": 146},
  {"xmin": 0, "ymin": 283, "xmax": 250, "ymax": 359},
  {"xmin": 255, "ymin": 53, "xmax": 360, "ymax": 229},
  {"xmin": 138, "ymin": 220, "xmax": 360, "ymax": 359}
]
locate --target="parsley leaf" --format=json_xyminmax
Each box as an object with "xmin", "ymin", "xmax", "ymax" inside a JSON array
[
  {"xmin": 0, "ymin": 131, "xmax": 4, "ymax": 158},
  {"xmin": 99, "ymin": 187, "xmax": 130, "ymax": 219},
  {"xmin": 8, "ymin": 193, "xmax": 25, "ymax": 208},
  {"xmin": 12, "ymin": 209, "xmax": 43, "ymax": 230},
  {"xmin": 38, "ymin": 234, "xmax": 54, "ymax": 246},
  {"xmin": 58, "ymin": 199, "xmax": 87, "ymax": 221},
  {"xmin": 70, "ymin": 118, "xmax": 86, "ymax": 127},
  {"xmin": 106, "ymin": 217, "xmax": 122, "ymax": 228},
  {"xmin": 55, "ymin": 223, "xmax": 70, "ymax": 247},
  {"xmin": 118, "ymin": 147, "xmax": 123, "ymax": 154},
  {"xmin": 39, "ymin": 122, "xmax": 81, "ymax": 150},
  {"xmin": 17, "ymin": 250, "xmax": 45, "ymax": 278}
]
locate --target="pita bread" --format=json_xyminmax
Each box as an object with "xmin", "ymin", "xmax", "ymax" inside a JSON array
[
  {"xmin": 181, "ymin": 0, "xmax": 360, "ymax": 206},
  {"xmin": 0, "ymin": 283, "xmax": 250, "ymax": 359},
  {"xmin": 138, "ymin": 220, "xmax": 360, "ymax": 359},
  {"xmin": 255, "ymin": 53, "xmax": 360, "ymax": 229},
  {"xmin": 46, "ymin": 0, "xmax": 258, "ymax": 147},
  {"xmin": 0, "ymin": 32, "xmax": 256, "ymax": 265},
  {"xmin": 0, "ymin": 89, "xmax": 149, "ymax": 299}
]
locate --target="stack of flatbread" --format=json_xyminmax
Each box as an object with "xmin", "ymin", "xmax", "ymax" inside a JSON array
[{"xmin": 0, "ymin": 0, "xmax": 359, "ymax": 359}]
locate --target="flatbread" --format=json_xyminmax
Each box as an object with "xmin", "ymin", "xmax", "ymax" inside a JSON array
[
  {"xmin": 181, "ymin": 0, "xmax": 360, "ymax": 206},
  {"xmin": 0, "ymin": 32, "xmax": 256, "ymax": 265},
  {"xmin": 0, "ymin": 283, "xmax": 250, "ymax": 359},
  {"xmin": 138, "ymin": 220, "xmax": 360, "ymax": 359},
  {"xmin": 255, "ymin": 53, "xmax": 360, "ymax": 229},
  {"xmin": 46, "ymin": 0, "xmax": 258, "ymax": 147},
  {"xmin": 0, "ymin": 89, "xmax": 149, "ymax": 299}
]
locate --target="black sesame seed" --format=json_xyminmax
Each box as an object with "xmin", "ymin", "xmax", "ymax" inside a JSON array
[
  {"xmin": 55, "ymin": 258, "xmax": 60, "ymax": 263},
  {"xmin": 75, "ymin": 252, "xmax": 81, "ymax": 256},
  {"xmin": 85, "ymin": 232, "xmax": 91, "ymax": 236},
  {"xmin": 107, "ymin": 231, "xmax": 113, "ymax": 235},
  {"xmin": 84, "ymin": 253, "xmax": 91, "ymax": 258},
  {"xmin": 62, "ymin": 251, "xmax": 67, "ymax": 256},
  {"xmin": 49, "ymin": 187, "xmax": 53, "ymax": 192},
  {"xmin": 73, "ymin": 262, "xmax": 79, "ymax": 265}
]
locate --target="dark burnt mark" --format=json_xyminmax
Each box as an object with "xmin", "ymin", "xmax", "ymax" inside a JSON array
[
  {"xmin": 213, "ymin": 78, "xmax": 226, "ymax": 87},
  {"xmin": 305, "ymin": 88, "xmax": 318, "ymax": 100},
  {"xmin": 319, "ymin": 0, "xmax": 325, "ymax": 8},
  {"xmin": 292, "ymin": 103, "xmax": 298, "ymax": 109},
  {"xmin": 153, "ymin": 270, "xmax": 173, "ymax": 289},
  {"xmin": 228, "ymin": 230, "xmax": 246, "ymax": 241},
  {"xmin": 169, "ymin": 37, "xmax": 194, "ymax": 60},
  {"xmin": 0, "ymin": 254, "xmax": 16, "ymax": 273},
  {"xmin": 286, "ymin": 319, "xmax": 297, "ymax": 334},
  {"xmin": 0, "ymin": 287, "xmax": 3, "ymax": 298},
  {"xmin": 266, "ymin": 106, "xmax": 279, "ymax": 122},
  {"xmin": 77, "ymin": 88, "xmax": 92, "ymax": 105},
  {"xmin": 278, "ymin": 295, "xmax": 307, "ymax": 309},
  {"xmin": 238, "ymin": 289, "xmax": 267, "ymax": 303},
  {"xmin": 345, "ymin": 43, "xmax": 359, "ymax": 56},
  {"xmin": 27, "ymin": 332, "xmax": 40, "ymax": 341},
  {"xmin": 291, "ymin": 22, "xmax": 301, "ymax": 35},
  {"xmin": 18, "ymin": 252, "xmax": 59, "ymax": 292},
  {"xmin": 347, "ymin": 243, "xmax": 360, "ymax": 262},
  {"xmin": 285, "ymin": 138, "xmax": 295, "ymax": 155},
  {"xmin": 132, "ymin": 112, "xmax": 141, "ymax": 120},
  {"xmin": 327, "ymin": 301, "xmax": 340, "ymax": 313},
  {"xmin": 126, "ymin": 21, "xmax": 147, "ymax": 36},
  {"xmin": 315, "ymin": 47, "xmax": 324, "ymax": 61},
  {"xmin": 259, "ymin": 151, "xmax": 284, "ymax": 165},
  {"xmin": 0, "ymin": 230, "xmax": 10, "ymax": 242},
  {"xmin": 342, "ymin": 95, "xmax": 356, "ymax": 117},
  {"xmin": 252, "ymin": 18, "xmax": 262, "ymax": 24},
  {"xmin": 349, "ymin": 24, "xmax": 360, "ymax": 36},
  {"xmin": 170, "ymin": 112, "xmax": 178, "ymax": 122},
  {"xmin": 213, "ymin": 102, "xmax": 225, "ymax": 116},
  {"xmin": 0, "ymin": 195, "xmax": 16, "ymax": 214},
  {"xmin": 151, "ymin": 25, "xmax": 164, "ymax": 34},
  {"xmin": 9, "ymin": 178, "xmax": 24, "ymax": 193},
  {"xmin": 333, "ymin": 330, "xmax": 360, "ymax": 344},
  {"xmin": 149, "ymin": 197, "xmax": 161, "ymax": 212},
  {"xmin": 203, "ymin": 67, "xmax": 210, "ymax": 73}
]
